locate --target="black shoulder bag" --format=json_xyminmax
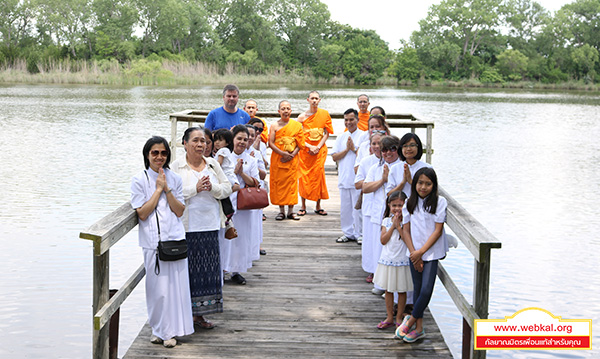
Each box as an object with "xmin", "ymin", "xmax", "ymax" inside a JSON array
[{"xmin": 145, "ymin": 171, "xmax": 188, "ymax": 275}]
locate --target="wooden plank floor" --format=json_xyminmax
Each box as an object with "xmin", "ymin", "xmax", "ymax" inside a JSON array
[{"xmin": 124, "ymin": 173, "xmax": 452, "ymax": 359}]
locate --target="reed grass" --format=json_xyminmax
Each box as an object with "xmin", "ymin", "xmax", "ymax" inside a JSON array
[{"xmin": 0, "ymin": 58, "xmax": 598, "ymax": 91}]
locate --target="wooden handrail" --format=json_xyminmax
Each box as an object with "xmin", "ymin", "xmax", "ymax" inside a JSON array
[
  {"xmin": 437, "ymin": 185, "xmax": 502, "ymax": 359},
  {"xmin": 80, "ymin": 202, "xmax": 143, "ymax": 359}
]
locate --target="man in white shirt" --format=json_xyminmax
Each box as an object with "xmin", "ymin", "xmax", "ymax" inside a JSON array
[{"xmin": 331, "ymin": 108, "xmax": 365, "ymax": 243}]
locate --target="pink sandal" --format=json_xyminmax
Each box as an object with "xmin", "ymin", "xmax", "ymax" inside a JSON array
[{"xmin": 377, "ymin": 321, "xmax": 394, "ymax": 329}]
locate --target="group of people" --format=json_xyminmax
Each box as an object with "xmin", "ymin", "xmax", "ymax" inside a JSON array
[
  {"xmin": 129, "ymin": 84, "xmax": 449, "ymax": 348},
  {"xmin": 330, "ymin": 97, "xmax": 449, "ymax": 343}
]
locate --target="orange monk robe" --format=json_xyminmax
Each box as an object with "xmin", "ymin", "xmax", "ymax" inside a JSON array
[
  {"xmin": 358, "ymin": 112, "xmax": 370, "ymax": 131},
  {"xmin": 298, "ymin": 108, "xmax": 334, "ymax": 201},
  {"xmin": 255, "ymin": 116, "xmax": 268, "ymax": 143},
  {"xmin": 269, "ymin": 120, "xmax": 305, "ymax": 205}
]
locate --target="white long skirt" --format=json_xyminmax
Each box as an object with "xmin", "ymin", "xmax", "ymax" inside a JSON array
[
  {"xmin": 220, "ymin": 209, "xmax": 253, "ymax": 273},
  {"xmin": 361, "ymin": 214, "xmax": 383, "ymax": 274},
  {"xmin": 250, "ymin": 209, "xmax": 263, "ymax": 262},
  {"xmin": 142, "ymin": 248, "xmax": 194, "ymax": 340}
]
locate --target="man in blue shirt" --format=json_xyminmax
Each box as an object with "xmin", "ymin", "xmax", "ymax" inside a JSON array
[{"xmin": 205, "ymin": 84, "xmax": 251, "ymax": 131}]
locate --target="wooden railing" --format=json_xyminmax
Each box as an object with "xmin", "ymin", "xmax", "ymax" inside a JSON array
[
  {"xmin": 80, "ymin": 203, "xmax": 143, "ymax": 359},
  {"xmin": 81, "ymin": 112, "xmax": 499, "ymax": 359},
  {"xmin": 437, "ymin": 187, "xmax": 502, "ymax": 359},
  {"xmin": 168, "ymin": 110, "xmax": 435, "ymax": 163}
]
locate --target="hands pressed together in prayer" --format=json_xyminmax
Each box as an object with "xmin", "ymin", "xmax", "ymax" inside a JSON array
[
  {"xmin": 346, "ymin": 136, "xmax": 356, "ymax": 153},
  {"xmin": 156, "ymin": 168, "xmax": 170, "ymax": 193},
  {"xmin": 196, "ymin": 175, "xmax": 212, "ymax": 193}
]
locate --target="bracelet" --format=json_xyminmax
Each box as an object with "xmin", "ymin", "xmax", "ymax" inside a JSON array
[{"xmin": 165, "ymin": 188, "xmax": 172, "ymax": 194}]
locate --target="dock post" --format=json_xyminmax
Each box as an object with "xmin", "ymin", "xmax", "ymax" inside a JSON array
[
  {"xmin": 93, "ymin": 252, "xmax": 110, "ymax": 359},
  {"xmin": 472, "ymin": 246, "xmax": 492, "ymax": 359},
  {"xmin": 109, "ymin": 289, "xmax": 120, "ymax": 359}
]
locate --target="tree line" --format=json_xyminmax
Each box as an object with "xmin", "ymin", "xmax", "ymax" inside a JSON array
[{"xmin": 0, "ymin": 0, "xmax": 598, "ymax": 84}]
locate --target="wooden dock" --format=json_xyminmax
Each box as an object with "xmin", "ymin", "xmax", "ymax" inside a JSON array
[{"xmin": 123, "ymin": 174, "xmax": 452, "ymax": 358}]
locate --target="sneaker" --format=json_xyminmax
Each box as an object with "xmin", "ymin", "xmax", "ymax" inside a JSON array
[
  {"xmin": 403, "ymin": 329, "xmax": 425, "ymax": 343},
  {"xmin": 394, "ymin": 315, "xmax": 412, "ymax": 339},
  {"xmin": 231, "ymin": 273, "xmax": 246, "ymax": 285},
  {"xmin": 336, "ymin": 235, "xmax": 350, "ymax": 243},
  {"xmin": 372, "ymin": 288, "xmax": 385, "ymax": 295},
  {"xmin": 163, "ymin": 338, "xmax": 177, "ymax": 348},
  {"xmin": 150, "ymin": 335, "xmax": 163, "ymax": 344},
  {"xmin": 357, "ymin": 236, "xmax": 363, "ymax": 245}
]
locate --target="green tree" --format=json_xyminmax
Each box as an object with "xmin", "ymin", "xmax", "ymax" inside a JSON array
[
  {"xmin": 571, "ymin": 44, "xmax": 599, "ymax": 81},
  {"xmin": 389, "ymin": 43, "xmax": 423, "ymax": 82},
  {"xmin": 413, "ymin": 0, "xmax": 503, "ymax": 73},
  {"xmin": 496, "ymin": 49, "xmax": 528, "ymax": 80},
  {"xmin": 272, "ymin": 0, "xmax": 331, "ymax": 66},
  {"xmin": 36, "ymin": 0, "xmax": 93, "ymax": 58},
  {"xmin": 329, "ymin": 26, "xmax": 390, "ymax": 84},
  {"xmin": 504, "ymin": 0, "xmax": 549, "ymax": 55},
  {"xmin": 0, "ymin": 0, "xmax": 36, "ymax": 56},
  {"xmin": 92, "ymin": 0, "xmax": 137, "ymax": 61},
  {"xmin": 312, "ymin": 43, "xmax": 343, "ymax": 80},
  {"xmin": 135, "ymin": 0, "xmax": 189, "ymax": 56},
  {"xmin": 215, "ymin": 0, "xmax": 283, "ymax": 65}
]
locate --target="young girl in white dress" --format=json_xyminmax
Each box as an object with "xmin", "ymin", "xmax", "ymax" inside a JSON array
[
  {"xmin": 386, "ymin": 133, "xmax": 431, "ymax": 197},
  {"xmin": 212, "ymin": 129, "xmax": 237, "ymax": 187},
  {"xmin": 395, "ymin": 167, "xmax": 448, "ymax": 343},
  {"xmin": 374, "ymin": 190, "xmax": 413, "ymax": 329}
]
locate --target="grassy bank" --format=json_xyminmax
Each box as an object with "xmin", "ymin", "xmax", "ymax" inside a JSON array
[{"xmin": 0, "ymin": 59, "xmax": 597, "ymax": 91}]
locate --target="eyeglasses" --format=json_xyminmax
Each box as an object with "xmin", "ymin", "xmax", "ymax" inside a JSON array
[
  {"xmin": 381, "ymin": 146, "xmax": 398, "ymax": 153},
  {"xmin": 402, "ymin": 143, "xmax": 418, "ymax": 149},
  {"xmin": 254, "ymin": 126, "xmax": 264, "ymax": 133},
  {"xmin": 150, "ymin": 150, "xmax": 168, "ymax": 157}
]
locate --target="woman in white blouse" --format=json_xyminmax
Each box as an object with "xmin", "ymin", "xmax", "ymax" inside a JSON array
[
  {"xmin": 130, "ymin": 136, "xmax": 193, "ymax": 348},
  {"xmin": 220, "ymin": 124, "xmax": 260, "ymax": 285},
  {"xmin": 172, "ymin": 127, "xmax": 232, "ymax": 329}
]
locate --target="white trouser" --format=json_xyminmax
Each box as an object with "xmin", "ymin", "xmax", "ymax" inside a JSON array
[{"xmin": 340, "ymin": 187, "xmax": 361, "ymax": 239}]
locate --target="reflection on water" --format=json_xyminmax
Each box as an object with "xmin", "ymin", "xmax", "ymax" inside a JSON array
[{"xmin": 1, "ymin": 85, "xmax": 598, "ymax": 358}]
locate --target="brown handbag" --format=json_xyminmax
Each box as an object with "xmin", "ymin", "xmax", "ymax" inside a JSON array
[{"xmin": 237, "ymin": 178, "xmax": 269, "ymax": 210}]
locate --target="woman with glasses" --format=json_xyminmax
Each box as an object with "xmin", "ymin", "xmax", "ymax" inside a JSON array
[
  {"xmin": 386, "ymin": 133, "xmax": 431, "ymax": 198},
  {"xmin": 130, "ymin": 136, "xmax": 194, "ymax": 348},
  {"xmin": 361, "ymin": 135, "xmax": 402, "ymax": 295}
]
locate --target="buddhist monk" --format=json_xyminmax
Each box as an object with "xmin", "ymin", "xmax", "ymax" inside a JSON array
[
  {"xmin": 269, "ymin": 100, "xmax": 305, "ymax": 220},
  {"xmin": 244, "ymin": 99, "xmax": 268, "ymax": 144},
  {"xmin": 297, "ymin": 91, "xmax": 334, "ymax": 216},
  {"xmin": 357, "ymin": 94, "xmax": 370, "ymax": 131}
]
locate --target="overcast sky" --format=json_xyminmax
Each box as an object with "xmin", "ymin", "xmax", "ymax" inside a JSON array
[{"xmin": 321, "ymin": 0, "xmax": 573, "ymax": 50}]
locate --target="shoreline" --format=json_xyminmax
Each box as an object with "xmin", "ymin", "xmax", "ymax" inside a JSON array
[{"xmin": 1, "ymin": 68, "xmax": 598, "ymax": 92}]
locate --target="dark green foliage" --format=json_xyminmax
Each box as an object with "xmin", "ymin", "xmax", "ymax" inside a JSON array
[{"xmin": 0, "ymin": 0, "xmax": 597, "ymax": 84}]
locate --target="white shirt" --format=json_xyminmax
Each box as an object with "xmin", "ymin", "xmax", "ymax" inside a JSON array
[
  {"xmin": 402, "ymin": 196, "xmax": 448, "ymax": 261},
  {"xmin": 386, "ymin": 160, "xmax": 432, "ymax": 197},
  {"xmin": 332, "ymin": 128, "xmax": 365, "ymax": 189},
  {"xmin": 354, "ymin": 154, "xmax": 380, "ymax": 214},
  {"xmin": 365, "ymin": 158, "xmax": 400, "ymax": 224},
  {"xmin": 130, "ymin": 168, "xmax": 186, "ymax": 249},
  {"xmin": 216, "ymin": 147, "xmax": 238, "ymax": 186},
  {"xmin": 230, "ymin": 151, "xmax": 259, "ymax": 207},
  {"xmin": 379, "ymin": 216, "xmax": 410, "ymax": 266},
  {"xmin": 171, "ymin": 156, "xmax": 233, "ymax": 231},
  {"xmin": 354, "ymin": 140, "xmax": 371, "ymax": 168}
]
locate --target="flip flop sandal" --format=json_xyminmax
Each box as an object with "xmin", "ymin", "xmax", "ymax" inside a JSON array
[
  {"xmin": 275, "ymin": 213, "xmax": 285, "ymax": 221},
  {"xmin": 314, "ymin": 209, "xmax": 328, "ymax": 216},
  {"xmin": 195, "ymin": 319, "xmax": 215, "ymax": 329},
  {"xmin": 377, "ymin": 321, "xmax": 394, "ymax": 329},
  {"xmin": 297, "ymin": 209, "xmax": 306, "ymax": 216},
  {"xmin": 287, "ymin": 213, "xmax": 301, "ymax": 220}
]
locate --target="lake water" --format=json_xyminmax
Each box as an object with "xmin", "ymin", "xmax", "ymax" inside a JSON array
[{"xmin": 1, "ymin": 84, "xmax": 598, "ymax": 358}]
